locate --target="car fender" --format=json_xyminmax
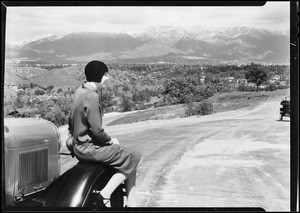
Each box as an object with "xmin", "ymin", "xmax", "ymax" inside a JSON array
[
  {"xmin": 10, "ymin": 162, "xmax": 120, "ymax": 208},
  {"xmin": 44, "ymin": 162, "xmax": 112, "ymax": 207}
]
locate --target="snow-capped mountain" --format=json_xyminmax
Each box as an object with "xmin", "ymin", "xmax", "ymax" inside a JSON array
[
  {"xmin": 7, "ymin": 34, "xmax": 58, "ymax": 47},
  {"xmin": 5, "ymin": 26, "xmax": 290, "ymax": 64}
]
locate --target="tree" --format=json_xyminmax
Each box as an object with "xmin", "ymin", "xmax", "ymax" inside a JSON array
[
  {"xmin": 120, "ymin": 94, "xmax": 134, "ymax": 112},
  {"xmin": 98, "ymin": 88, "xmax": 115, "ymax": 113},
  {"xmin": 55, "ymin": 96, "xmax": 72, "ymax": 115},
  {"xmin": 14, "ymin": 90, "xmax": 26, "ymax": 108},
  {"xmin": 163, "ymin": 76, "xmax": 209, "ymax": 104},
  {"xmin": 245, "ymin": 63, "xmax": 269, "ymax": 92},
  {"xmin": 44, "ymin": 106, "xmax": 68, "ymax": 127}
]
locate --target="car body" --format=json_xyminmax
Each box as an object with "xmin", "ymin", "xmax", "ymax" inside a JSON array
[
  {"xmin": 4, "ymin": 117, "xmax": 62, "ymax": 206},
  {"xmin": 4, "ymin": 117, "xmax": 124, "ymax": 209}
]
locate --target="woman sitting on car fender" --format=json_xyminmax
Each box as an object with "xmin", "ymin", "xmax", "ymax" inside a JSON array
[{"xmin": 67, "ymin": 60, "xmax": 142, "ymax": 207}]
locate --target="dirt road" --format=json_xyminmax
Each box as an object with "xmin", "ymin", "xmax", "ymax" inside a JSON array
[{"xmin": 59, "ymin": 100, "xmax": 290, "ymax": 211}]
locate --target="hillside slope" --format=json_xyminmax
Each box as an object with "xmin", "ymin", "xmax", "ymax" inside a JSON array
[{"xmin": 30, "ymin": 69, "xmax": 81, "ymax": 88}]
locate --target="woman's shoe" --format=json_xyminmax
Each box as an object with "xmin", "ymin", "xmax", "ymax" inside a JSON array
[{"xmin": 98, "ymin": 193, "xmax": 111, "ymax": 208}]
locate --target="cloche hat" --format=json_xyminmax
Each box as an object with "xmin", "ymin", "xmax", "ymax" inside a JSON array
[{"xmin": 84, "ymin": 60, "xmax": 108, "ymax": 82}]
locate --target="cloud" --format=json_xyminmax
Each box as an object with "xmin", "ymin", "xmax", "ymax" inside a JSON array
[
  {"xmin": 5, "ymin": 2, "xmax": 290, "ymax": 44},
  {"xmin": 255, "ymin": 2, "xmax": 290, "ymax": 24}
]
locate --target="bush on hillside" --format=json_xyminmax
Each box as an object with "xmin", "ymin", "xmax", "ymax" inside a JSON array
[
  {"xmin": 184, "ymin": 101, "xmax": 214, "ymax": 116},
  {"xmin": 34, "ymin": 89, "xmax": 45, "ymax": 96},
  {"xmin": 44, "ymin": 106, "xmax": 68, "ymax": 127},
  {"xmin": 120, "ymin": 94, "xmax": 135, "ymax": 112},
  {"xmin": 266, "ymin": 83, "xmax": 277, "ymax": 91},
  {"xmin": 98, "ymin": 88, "xmax": 115, "ymax": 113},
  {"xmin": 162, "ymin": 77, "xmax": 213, "ymax": 105},
  {"xmin": 237, "ymin": 83, "xmax": 255, "ymax": 92}
]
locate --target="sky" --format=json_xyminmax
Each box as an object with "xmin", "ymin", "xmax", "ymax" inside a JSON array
[{"xmin": 5, "ymin": 2, "xmax": 290, "ymax": 45}]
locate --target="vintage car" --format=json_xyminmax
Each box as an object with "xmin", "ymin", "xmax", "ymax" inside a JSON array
[
  {"xmin": 4, "ymin": 117, "xmax": 124, "ymax": 209},
  {"xmin": 279, "ymin": 98, "xmax": 290, "ymax": 121}
]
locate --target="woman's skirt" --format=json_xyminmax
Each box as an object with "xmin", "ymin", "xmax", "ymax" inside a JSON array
[{"xmin": 73, "ymin": 142, "xmax": 142, "ymax": 178}]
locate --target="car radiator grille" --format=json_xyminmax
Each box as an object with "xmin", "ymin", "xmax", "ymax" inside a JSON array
[{"xmin": 19, "ymin": 148, "xmax": 48, "ymax": 190}]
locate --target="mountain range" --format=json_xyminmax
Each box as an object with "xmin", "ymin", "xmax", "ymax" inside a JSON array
[{"xmin": 6, "ymin": 25, "xmax": 290, "ymax": 65}]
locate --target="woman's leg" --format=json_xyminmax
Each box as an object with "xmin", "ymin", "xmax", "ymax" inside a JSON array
[
  {"xmin": 100, "ymin": 156, "xmax": 143, "ymax": 207},
  {"xmin": 125, "ymin": 170, "xmax": 137, "ymax": 207},
  {"xmin": 100, "ymin": 172, "xmax": 126, "ymax": 206}
]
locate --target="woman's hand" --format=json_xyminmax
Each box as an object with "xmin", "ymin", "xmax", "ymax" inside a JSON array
[{"xmin": 109, "ymin": 137, "xmax": 120, "ymax": 145}]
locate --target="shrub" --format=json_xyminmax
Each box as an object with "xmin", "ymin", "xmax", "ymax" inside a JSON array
[
  {"xmin": 34, "ymin": 89, "xmax": 45, "ymax": 96},
  {"xmin": 162, "ymin": 77, "xmax": 209, "ymax": 104},
  {"xmin": 44, "ymin": 107, "xmax": 68, "ymax": 127},
  {"xmin": 200, "ymin": 101, "xmax": 215, "ymax": 115},
  {"xmin": 237, "ymin": 83, "xmax": 255, "ymax": 92},
  {"xmin": 184, "ymin": 102, "xmax": 197, "ymax": 116},
  {"xmin": 98, "ymin": 88, "xmax": 115, "ymax": 113},
  {"xmin": 276, "ymin": 85, "xmax": 289, "ymax": 90},
  {"xmin": 266, "ymin": 83, "xmax": 277, "ymax": 91},
  {"xmin": 120, "ymin": 94, "xmax": 135, "ymax": 112},
  {"xmin": 184, "ymin": 101, "xmax": 214, "ymax": 116},
  {"xmin": 204, "ymin": 88, "xmax": 215, "ymax": 98}
]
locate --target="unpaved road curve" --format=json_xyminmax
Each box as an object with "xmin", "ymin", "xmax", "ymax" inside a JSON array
[{"xmin": 59, "ymin": 100, "xmax": 290, "ymax": 211}]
